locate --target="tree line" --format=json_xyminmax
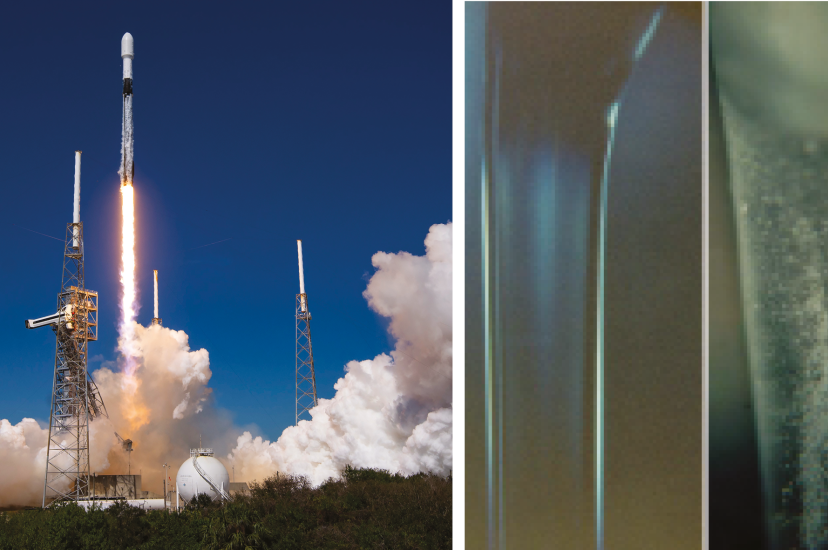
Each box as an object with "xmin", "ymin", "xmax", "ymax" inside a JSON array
[{"xmin": 0, "ymin": 467, "xmax": 452, "ymax": 549}]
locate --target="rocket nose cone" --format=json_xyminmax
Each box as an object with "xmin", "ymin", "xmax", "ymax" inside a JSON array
[{"xmin": 121, "ymin": 33, "xmax": 134, "ymax": 58}]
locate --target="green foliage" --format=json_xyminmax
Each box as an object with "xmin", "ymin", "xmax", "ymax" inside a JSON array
[{"xmin": 0, "ymin": 467, "xmax": 451, "ymax": 549}]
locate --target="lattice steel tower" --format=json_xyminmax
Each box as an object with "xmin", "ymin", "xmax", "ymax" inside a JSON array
[
  {"xmin": 27, "ymin": 152, "xmax": 107, "ymax": 506},
  {"xmin": 295, "ymin": 240, "xmax": 318, "ymax": 424}
]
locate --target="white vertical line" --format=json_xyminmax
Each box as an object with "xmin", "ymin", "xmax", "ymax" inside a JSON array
[
  {"xmin": 596, "ymin": 101, "xmax": 620, "ymax": 550},
  {"xmin": 702, "ymin": 2, "xmax": 710, "ymax": 550},
  {"xmin": 492, "ymin": 43, "xmax": 503, "ymax": 550},
  {"xmin": 154, "ymin": 270, "xmax": 159, "ymax": 320},
  {"xmin": 73, "ymin": 151, "xmax": 81, "ymax": 247}
]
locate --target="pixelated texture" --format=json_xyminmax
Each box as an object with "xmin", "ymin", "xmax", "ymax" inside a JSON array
[{"xmin": 722, "ymin": 96, "xmax": 828, "ymax": 550}]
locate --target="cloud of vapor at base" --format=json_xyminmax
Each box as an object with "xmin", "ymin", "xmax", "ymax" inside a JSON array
[
  {"xmin": 0, "ymin": 417, "xmax": 115, "ymax": 508},
  {"xmin": 93, "ymin": 323, "xmax": 239, "ymax": 494},
  {"xmin": 0, "ymin": 323, "xmax": 237, "ymax": 506},
  {"xmin": 228, "ymin": 222, "xmax": 453, "ymax": 486},
  {"xmin": 0, "ymin": 321, "xmax": 225, "ymax": 507}
]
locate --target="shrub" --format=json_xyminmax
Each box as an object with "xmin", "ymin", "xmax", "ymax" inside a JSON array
[{"xmin": 0, "ymin": 468, "xmax": 451, "ymax": 549}]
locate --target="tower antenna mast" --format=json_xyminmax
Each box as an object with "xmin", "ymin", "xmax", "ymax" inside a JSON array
[
  {"xmin": 295, "ymin": 240, "xmax": 318, "ymax": 424},
  {"xmin": 151, "ymin": 270, "xmax": 161, "ymax": 325}
]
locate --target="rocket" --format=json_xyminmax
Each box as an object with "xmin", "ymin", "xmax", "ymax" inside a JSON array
[
  {"xmin": 120, "ymin": 32, "xmax": 134, "ymax": 187},
  {"xmin": 122, "ymin": 32, "xmax": 133, "ymax": 96}
]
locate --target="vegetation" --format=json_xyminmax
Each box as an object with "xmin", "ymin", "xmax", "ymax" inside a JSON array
[{"xmin": 0, "ymin": 467, "xmax": 451, "ymax": 549}]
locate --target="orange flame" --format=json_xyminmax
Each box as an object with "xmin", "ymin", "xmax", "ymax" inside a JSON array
[{"xmin": 120, "ymin": 374, "xmax": 150, "ymax": 432}]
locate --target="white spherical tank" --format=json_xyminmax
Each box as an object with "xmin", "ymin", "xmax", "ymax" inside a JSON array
[{"xmin": 176, "ymin": 450, "xmax": 230, "ymax": 503}]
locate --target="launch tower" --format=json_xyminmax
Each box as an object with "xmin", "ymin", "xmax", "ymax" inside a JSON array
[
  {"xmin": 295, "ymin": 240, "xmax": 318, "ymax": 424},
  {"xmin": 36, "ymin": 152, "xmax": 106, "ymax": 505}
]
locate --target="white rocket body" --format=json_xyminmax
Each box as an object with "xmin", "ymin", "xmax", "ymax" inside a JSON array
[
  {"xmin": 297, "ymin": 240, "xmax": 307, "ymax": 312},
  {"xmin": 120, "ymin": 32, "xmax": 134, "ymax": 186},
  {"xmin": 121, "ymin": 33, "xmax": 134, "ymax": 79},
  {"xmin": 73, "ymin": 151, "xmax": 81, "ymax": 247}
]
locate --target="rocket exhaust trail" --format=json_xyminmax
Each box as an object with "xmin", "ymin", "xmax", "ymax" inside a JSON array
[{"xmin": 120, "ymin": 183, "xmax": 136, "ymax": 364}]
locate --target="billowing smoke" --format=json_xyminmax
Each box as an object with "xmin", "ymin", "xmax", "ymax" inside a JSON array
[
  {"xmin": 91, "ymin": 322, "xmax": 237, "ymax": 495},
  {"xmin": 0, "ymin": 322, "xmax": 223, "ymax": 506},
  {"xmin": 0, "ymin": 417, "xmax": 115, "ymax": 508},
  {"xmin": 228, "ymin": 222, "xmax": 453, "ymax": 486}
]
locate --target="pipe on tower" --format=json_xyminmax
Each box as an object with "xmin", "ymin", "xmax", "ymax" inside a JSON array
[
  {"xmin": 151, "ymin": 270, "xmax": 161, "ymax": 325},
  {"xmin": 73, "ymin": 151, "xmax": 81, "ymax": 247},
  {"xmin": 297, "ymin": 240, "xmax": 307, "ymax": 312}
]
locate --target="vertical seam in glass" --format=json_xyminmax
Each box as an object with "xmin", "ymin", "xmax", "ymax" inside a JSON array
[
  {"xmin": 596, "ymin": 10, "xmax": 663, "ymax": 547},
  {"xmin": 598, "ymin": 101, "xmax": 620, "ymax": 550},
  {"xmin": 483, "ymin": 12, "xmax": 494, "ymax": 546},
  {"xmin": 701, "ymin": 4, "xmax": 709, "ymax": 548},
  {"xmin": 493, "ymin": 45, "xmax": 504, "ymax": 550},
  {"xmin": 483, "ymin": 152, "xmax": 494, "ymax": 550}
]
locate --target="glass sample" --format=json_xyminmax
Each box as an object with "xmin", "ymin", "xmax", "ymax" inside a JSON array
[
  {"xmin": 712, "ymin": 4, "xmax": 828, "ymax": 548},
  {"xmin": 466, "ymin": 3, "xmax": 702, "ymax": 549}
]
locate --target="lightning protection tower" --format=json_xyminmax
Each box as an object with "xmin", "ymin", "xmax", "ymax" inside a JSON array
[
  {"xmin": 295, "ymin": 240, "xmax": 318, "ymax": 424},
  {"xmin": 151, "ymin": 269, "xmax": 161, "ymax": 325},
  {"xmin": 34, "ymin": 152, "xmax": 103, "ymax": 505}
]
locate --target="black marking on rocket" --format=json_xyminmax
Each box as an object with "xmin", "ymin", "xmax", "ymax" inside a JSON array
[{"xmin": 123, "ymin": 78, "xmax": 132, "ymax": 96}]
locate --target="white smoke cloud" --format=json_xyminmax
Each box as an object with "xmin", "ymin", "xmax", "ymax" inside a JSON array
[
  {"xmin": 91, "ymin": 323, "xmax": 235, "ymax": 494},
  {"xmin": 228, "ymin": 222, "xmax": 453, "ymax": 486},
  {"xmin": 0, "ymin": 417, "xmax": 115, "ymax": 508},
  {"xmin": 0, "ymin": 418, "xmax": 48, "ymax": 507},
  {"xmin": 0, "ymin": 322, "xmax": 228, "ymax": 506}
]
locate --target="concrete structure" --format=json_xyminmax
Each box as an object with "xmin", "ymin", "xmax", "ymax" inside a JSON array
[
  {"xmin": 89, "ymin": 474, "xmax": 141, "ymax": 499},
  {"xmin": 228, "ymin": 482, "xmax": 250, "ymax": 496},
  {"xmin": 77, "ymin": 499, "xmax": 165, "ymax": 511},
  {"xmin": 87, "ymin": 474, "xmax": 162, "ymax": 499}
]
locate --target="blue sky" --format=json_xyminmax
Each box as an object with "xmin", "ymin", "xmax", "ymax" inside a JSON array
[{"xmin": 0, "ymin": 1, "xmax": 451, "ymax": 440}]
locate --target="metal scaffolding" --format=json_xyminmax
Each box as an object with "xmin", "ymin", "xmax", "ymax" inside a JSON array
[
  {"xmin": 296, "ymin": 293, "xmax": 318, "ymax": 424},
  {"xmin": 42, "ymin": 222, "xmax": 103, "ymax": 506}
]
